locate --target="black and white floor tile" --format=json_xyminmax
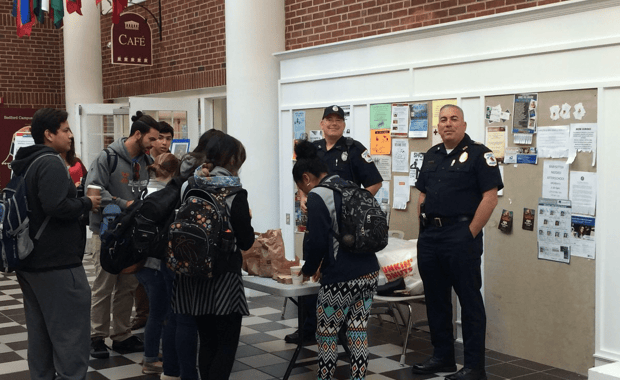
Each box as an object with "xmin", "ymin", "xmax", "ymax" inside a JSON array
[{"xmin": 0, "ymin": 255, "xmax": 587, "ymax": 380}]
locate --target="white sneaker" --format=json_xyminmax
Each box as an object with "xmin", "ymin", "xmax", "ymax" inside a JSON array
[{"xmin": 160, "ymin": 374, "xmax": 181, "ymax": 380}]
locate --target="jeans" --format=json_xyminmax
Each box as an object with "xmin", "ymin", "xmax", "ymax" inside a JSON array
[
  {"xmin": 162, "ymin": 262, "xmax": 199, "ymax": 379},
  {"xmin": 135, "ymin": 266, "xmax": 169, "ymax": 362}
]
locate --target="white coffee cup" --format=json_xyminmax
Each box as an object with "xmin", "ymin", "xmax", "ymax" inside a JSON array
[
  {"xmin": 290, "ymin": 265, "xmax": 303, "ymax": 286},
  {"xmin": 86, "ymin": 185, "xmax": 102, "ymax": 197}
]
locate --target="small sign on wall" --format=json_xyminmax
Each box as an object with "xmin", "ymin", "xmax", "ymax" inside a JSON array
[{"xmin": 111, "ymin": 13, "xmax": 153, "ymax": 66}]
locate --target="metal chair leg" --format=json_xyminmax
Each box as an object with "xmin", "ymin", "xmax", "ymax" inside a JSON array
[
  {"xmin": 281, "ymin": 297, "xmax": 287, "ymax": 319},
  {"xmin": 400, "ymin": 302, "xmax": 415, "ymax": 366}
]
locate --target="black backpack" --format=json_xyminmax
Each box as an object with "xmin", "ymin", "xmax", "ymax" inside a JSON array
[
  {"xmin": 99, "ymin": 179, "xmax": 183, "ymax": 275},
  {"xmin": 166, "ymin": 177, "xmax": 238, "ymax": 278},
  {"xmin": 318, "ymin": 175, "xmax": 388, "ymax": 254}
]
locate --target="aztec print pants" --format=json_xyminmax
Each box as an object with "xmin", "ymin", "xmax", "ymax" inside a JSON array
[{"xmin": 316, "ymin": 271, "xmax": 379, "ymax": 380}]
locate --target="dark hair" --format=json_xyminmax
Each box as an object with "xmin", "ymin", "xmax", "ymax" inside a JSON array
[
  {"xmin": 31, "ymin": 108, "xmax": 69, "ymax": 144},
  {"xmin": 129, "ymin": 111, "xmax": 160, "ymax": 136},
  {"xmin": 148, "ymin": 152, "xmax": 180, "ymax": 179},
  {"xmin": 292, "ymin": 139, "xmax": 328, "ymax": 183},
  {"xmin": 194, "ymin": 132, "xmax": 246, "ymax": 174},
  {"xmin": 158, "ymin": 121, "xmax": 174, "ymax": 136},
  {"xmin": 193, "ymin": 129, "xmax": 226, "ymax": 153}
]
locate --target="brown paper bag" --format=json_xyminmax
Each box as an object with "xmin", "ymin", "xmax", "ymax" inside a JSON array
[{"xmin": 242, "ymin": 229, "xmax": 299, "ymax": 278}]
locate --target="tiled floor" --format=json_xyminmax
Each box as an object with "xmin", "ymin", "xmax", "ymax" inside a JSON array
[{"xmin": 0, "ymin": 255, "xmax": 587, "ymax": 380}]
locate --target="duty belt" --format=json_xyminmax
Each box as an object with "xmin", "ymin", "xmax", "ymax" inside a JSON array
[{"xmin": 424, "ymin": 215, "xmax": 471, "ymax": 228}]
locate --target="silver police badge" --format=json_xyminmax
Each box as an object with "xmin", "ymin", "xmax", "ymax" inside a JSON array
[
  {"xmin": 341, "ymin": 151, "xmax": 348, "ymax": 162},
  {"xmin": 333, "ymin": 106, "xmax": 339, "ymax": 112}
]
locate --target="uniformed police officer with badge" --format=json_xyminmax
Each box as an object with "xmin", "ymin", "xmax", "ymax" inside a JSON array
[
  {"xmin": 285, "ymin": 105, "xmax": 383, "ymax": 344},
  {"xmin": 412, "ymin": 105, "xmax": 503, "ymax": 380}
]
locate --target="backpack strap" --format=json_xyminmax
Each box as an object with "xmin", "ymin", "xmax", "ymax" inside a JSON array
[
  {"xmin": 104, "ymin": 148, "xmax": 118, "ymax": 174},
  {"xmin": 23, "ymin": 153, "xmax": 67, "ymax": 241}
]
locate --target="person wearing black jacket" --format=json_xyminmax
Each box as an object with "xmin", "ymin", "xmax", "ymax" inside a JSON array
[
  {"xmin": 11, "ymin": 108, "xmax": 100, "ymax": 380},
  {"xmin": 293, "ymin": 140, "xmax": 379, "ymax": 380}
]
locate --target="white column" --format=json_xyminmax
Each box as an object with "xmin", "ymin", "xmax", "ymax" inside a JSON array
[
  {"xmin": 63, "ymin": 2, "xmax": 103, "ymax": 146},
  {"xmin": 225, "ymin": 0, "xmax": 285, "ymax": 233}
]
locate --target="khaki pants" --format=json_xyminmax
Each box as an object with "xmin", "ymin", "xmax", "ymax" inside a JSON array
[{"xmin": 90, "ymin": 234, "xmax": 139, "ymax": 341}]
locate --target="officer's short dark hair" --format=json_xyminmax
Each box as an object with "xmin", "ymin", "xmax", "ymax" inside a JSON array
[
  {"xmin": 439, "ymin": 104, "xmax": 465, "ymax": 119},
  {"xmin": 158, "ymin": 121, "xmax": 174, "ymax": 136},
  {"xmin": 129, "ymin": 111, "xmax": 160, "ymax": 137},
  {"xmin": 30, "ymin": 108, "xmax": 69, "ymax": 144}
]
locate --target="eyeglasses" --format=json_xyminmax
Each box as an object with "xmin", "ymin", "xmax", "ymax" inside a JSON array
[{"xmin": 132, "ymin": 161, "xmax": 140, "ymax": 181}]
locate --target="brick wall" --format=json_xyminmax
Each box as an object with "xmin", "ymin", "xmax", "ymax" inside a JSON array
[
  {"xmin": 0, "ymin": 4, "xmax": 65, "ymax": 109},
  {"xmin": 285, "ymin": 0, "xmax": 570, "ymax": 50},
  {"xmin": 101, "ymin": 0, "xmax": 226, "ymax": 100}
]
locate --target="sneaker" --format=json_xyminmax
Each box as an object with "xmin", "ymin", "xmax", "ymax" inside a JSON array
[
  {"xmin": 142, "ymin": 361, "xmax": 164, "ymax": 375},
  {"xmin": 160, "ymin": 374, "xmax": 181, "ymax": 380},
  {"xmin": 90, "ymin": 338, "xmax": 109, "ymax": 359},
  {"xmin": 111, "ymin": 335, "xmax": 144, "ymax": 353}
]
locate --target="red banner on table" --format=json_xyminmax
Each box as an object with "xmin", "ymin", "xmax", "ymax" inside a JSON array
[{"xmin": 111, "ymin": 13, "xmax": 153, "ymax": 66}]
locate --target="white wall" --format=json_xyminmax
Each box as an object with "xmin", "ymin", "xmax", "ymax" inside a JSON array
[{"xmin": 277, "ymin": 0, "xmax": 620, "ymax": 368}]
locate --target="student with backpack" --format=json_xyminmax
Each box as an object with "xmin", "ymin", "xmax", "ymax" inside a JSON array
[
  {"xmin": 85, "ymin": 111, "xmax": 160, "ymax": 359},
  {"xmin": 292, "ymin": 139, "xmax": 382, "ymax": 380},
  {"xmin": 9, "ymin": 108, "xmax": 101, "ymax": 380},
  {"xmin": 169, "ymin": 132, "xmax": 255, "ymax": 380}
]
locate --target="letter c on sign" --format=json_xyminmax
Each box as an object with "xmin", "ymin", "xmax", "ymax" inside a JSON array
[{"xmin": 119, "ymin": 34, "xmax": 128, "ymax": 45}]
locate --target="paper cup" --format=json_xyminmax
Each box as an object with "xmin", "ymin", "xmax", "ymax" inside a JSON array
[
  {"xmin": 290, "ymin": 266, "xmax": 303, "ymax": 285},
  {"xmin": 86, "ymin": 185, "xmax": 102, "ymax": 197}
]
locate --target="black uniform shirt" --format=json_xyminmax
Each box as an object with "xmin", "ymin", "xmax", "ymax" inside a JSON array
[
  {"xmin": 415, "ymin": 133, "xmax": 504, "ymax": 217},
  {"xmin": 313, "ymin": 136, "xmax": 383, "ymax": 188}
]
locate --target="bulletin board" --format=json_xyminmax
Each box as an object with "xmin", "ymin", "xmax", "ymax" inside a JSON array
[
  {"xmin": 291, "ymin": 89, "xmax": 597, "ymax": 374},
  {"xmin": 484, "ymin": 89, "xmax": 597, "ymax": 373}
]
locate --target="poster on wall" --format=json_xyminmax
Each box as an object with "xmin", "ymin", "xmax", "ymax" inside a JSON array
[
  {"xmin": 371, "ymin": 129, "xmax": 391, "ymax": 155},
  {"xmin": 409, "ymin": 103, "xmax": 428, "ymax": 138},
  {"xmin": 409, "ymin": 152, "xmax": 424, "ymax": 186},
  {"xmin": 537, "ymin": 198, "xmax": 571, "ymax": 264},
  {"xmin": 431, "ymin": 99, "xmax": 456, "ymax": 146},
  {"xmin": 513, "ymin": 93, "xmax": 538, "ymax": 134},
  {"xmin": 370, "ymin": 104, "xmax": 391, "ymax": 130},
  {"xmin": 1, "ymin": 108, "xmax": 37, "ymax": 189},
  {"xmin": 571, "ymin": 214, "xmax": 595, "ymax": 259},
  {"xmin": 486, "ymin": 126, "xmax": 506, "ymax": 164},
  {"xmin": 391, "ymin": 104, "xmax": 409, "ymax": 137},
  {"xmin": 293, "ymin": 111, "xmax": 306, "ymax": 139},
  {"xmin": 372, "ymin": 155, "xmax": 391, "ymax": 181},
  {"xmin": 542, "ymin": 161, "xmax": 569, "ymax": 199},
  {"xmin": 391, "ymin": 139, "xmax": 409, "ymax": 173}
]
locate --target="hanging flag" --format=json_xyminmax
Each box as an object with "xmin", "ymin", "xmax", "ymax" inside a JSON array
[
  {"xmin": 33, "ymin": 0, "xmax": 46, "ymax": 24},
  {"xmin": 112, "ymin": 0, "xmax": 128, "ymax": 24},
  {"xmin": 50, "ymin": 0, "xmax": 63, "ymax": 28},
  {"xmin": 40, "ymin": 0, "xmax": 49, "ymax": 11},
  {"xmin": 14, "ymin": 0, "xmax": 36, "ymax": 37},
  {"xmin": 66, "ymin": 0, "xmax": 82, "ymax": 15}
]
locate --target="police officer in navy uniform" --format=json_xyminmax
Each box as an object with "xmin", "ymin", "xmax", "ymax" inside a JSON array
[
  {"xmin": 412, "ymin": 105, "xmax": 503, "ymax": 380},
  {"xmin": 285, "ymin": 105, "xmax": 383, "ymax": 344},
  {"xmin": 313, "ymin": 105, "xmax": 383, "ymax": 195}
]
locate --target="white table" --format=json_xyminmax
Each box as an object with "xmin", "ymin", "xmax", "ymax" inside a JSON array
[{"xmin": 243, "ymin": 276, "xmax": 323, "ymax": 380}]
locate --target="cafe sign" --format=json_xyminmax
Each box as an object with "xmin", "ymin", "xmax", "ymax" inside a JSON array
[{"xmin": 111, "ymin": 13, "xmax": 153, "ymax": 66}]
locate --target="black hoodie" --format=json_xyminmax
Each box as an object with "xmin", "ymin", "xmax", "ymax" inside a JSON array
[{"xmin": 11, "ymin": 145, "xmax": 93, "ymax": 271}]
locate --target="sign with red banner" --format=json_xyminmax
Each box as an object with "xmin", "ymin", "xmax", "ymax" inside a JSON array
[
  {"xmin": 1, "ymin": 108, "xmax": 37, "ymax": 189},
  {"xmin": 111, "ymin": 13, "xmax": 153, "ymax": 66}
]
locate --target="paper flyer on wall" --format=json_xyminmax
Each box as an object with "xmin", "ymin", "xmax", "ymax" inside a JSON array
[
  {"xmin": 370, "ymin": 103, "xmax": 391, "ymax": 130},
  {"xmin": 542, "ymin": 161, "xmax": 568, "ymax": 199},
  {"xmin": 293, "ymin": 111, "xmax": 306, "ymax": 139},
  {"xmin": 431, "ymin": 99, "xmax": 456, "ymax": 146},
  {"xmin": 371, "ymin": 129, "xmax": 391, "ymax": 155},
  {"xmin": 372, "ymin": 155, "xmax": 392, "ymax": 181},
  {"xmin": 504, "ymin": 147, "xmax": 537, "ymax": 164},
  {"xmin": 342, "ymin": 106, "xmax": 352, "ymax": 137},
  {"xmin": 409, "ymin": 103, "xmax": 428, "ymax": 138},
  {"xmin": 513, "ymin": 93, "xmax": 537, "ymax": 133},
  {"xmin": 374, "ymin": 181, "xmax": 390, "ymax": 221},
  {"xmin": 13, "ymin": 131, "xmax": 35, "ymax": 157},
  {"xmin": 537, "ymin": 198, "xmax": 571, "ymax": 264},
  {"xmin": 391, "ymin": 104, "xmax": 409, "ymax": 136},
  {"xmin": 537, "ymin": 126, "xmax": 569, "ymax": 158},
  {"xmin": 486, "ymin": 126, "xmax": 506, "ymax": 163},
  {"xmin": 571, "ymin": 214, "xmax": 595, "ymax": 259},
  {"xmin": 308, "ymin": 130, "xmax": 323, "ymax": 142},
  {"xmin": 569, "ymin": 171, "xmax": 596, "ymax": 216},
  {"xmin": 391, "ymin": 139, "xmax": 409, "ymax": 173},
  {"xmin": 409, "ymin": 152, "xmax": 424, "ymax": 186},
  {"xmin": 567, "ymin": 123, "xmax": 597, "ymax": 166},
  {"xmin": 392, "ymin": 176, "xmax": 410, "ymax": 210},
  {"xmin": 485, "ymin": 104, "xmax": 510, "ymax": 124}
]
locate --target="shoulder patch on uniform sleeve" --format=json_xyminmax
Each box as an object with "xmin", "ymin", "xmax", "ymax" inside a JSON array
[
  {"xmin": 484, "ymin": 152, "xmax": 497, "ymax": 167},
  {"xmin": 361, "ymin": 149, "xmax": 373, "ymax": 163}
]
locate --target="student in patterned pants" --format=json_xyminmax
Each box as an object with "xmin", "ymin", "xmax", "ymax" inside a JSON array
[{"xmin": 293, "ymin": 140, "xmax": 380, "ymax": 380}]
